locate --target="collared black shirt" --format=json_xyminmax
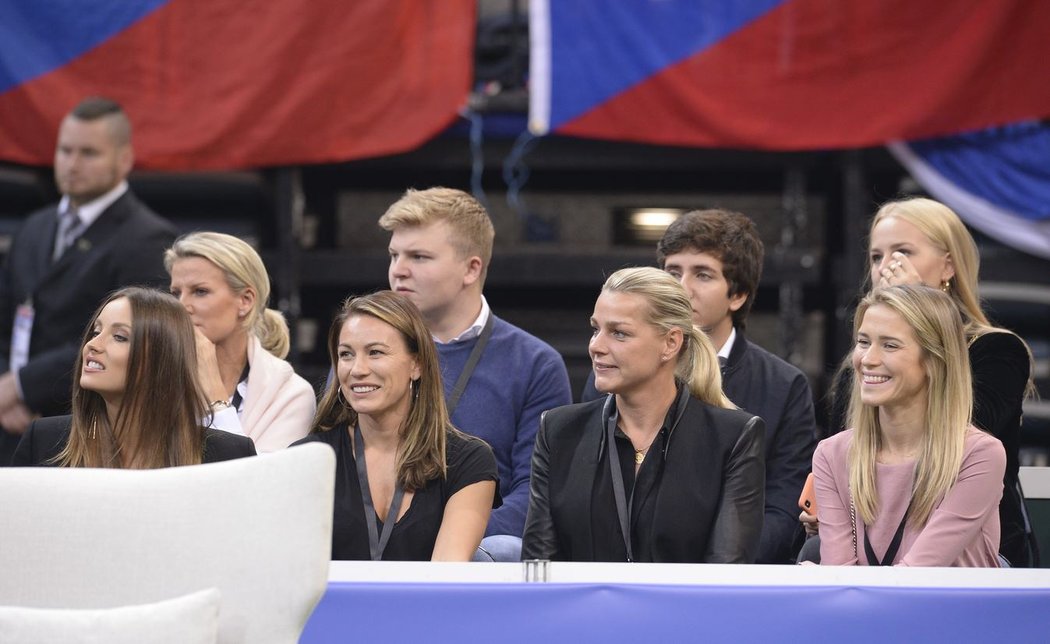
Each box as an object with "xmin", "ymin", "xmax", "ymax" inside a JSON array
[{"xmin": 590, "ymin": 390, "xmax": 681, "ymax": 562}]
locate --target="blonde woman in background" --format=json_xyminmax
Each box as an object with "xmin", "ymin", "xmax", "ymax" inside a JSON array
[{"xmin": 166, "ymin": 232, "xmax": 315, "ymax": 452}]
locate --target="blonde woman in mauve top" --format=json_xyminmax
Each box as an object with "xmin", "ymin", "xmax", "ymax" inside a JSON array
[{"xmin": 813, "ymin": 285, "xmax": 1004, "ymax": 567}]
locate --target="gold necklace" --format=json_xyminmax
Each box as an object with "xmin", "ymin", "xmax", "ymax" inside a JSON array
[
  {"xmin": 621, "ymin": 421, "xmax": 660, "ymax": 466},
  {"xmin": 633, "ymin": 434, "xmax": 660, "ymax": 464}
]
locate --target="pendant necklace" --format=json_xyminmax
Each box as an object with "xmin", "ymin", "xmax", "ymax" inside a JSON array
[{"xmin": 633, "ymin": 433, "xmax": 659, "ymax": 465}]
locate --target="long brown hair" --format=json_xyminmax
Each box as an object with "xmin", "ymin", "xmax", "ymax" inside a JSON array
[
  {"xmin": 312, "ymin": 291, "xmax": 451, "ymax": 491},
  {"xmin": 54, "ymin": 287, "xmax": 207, "ymax": 468}
]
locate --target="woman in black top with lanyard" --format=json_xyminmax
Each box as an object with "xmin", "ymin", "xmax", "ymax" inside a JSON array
[
  {"xmin": 294, "ymin": 291, "xmax": 499, "ymax": 561},
  {"xmin": 12, "ymin": 287, "xmax": 256, "ymax": 467},
  {"xmin": 522, "ymin": 267, "xmax": 765, "ymax": 562}
]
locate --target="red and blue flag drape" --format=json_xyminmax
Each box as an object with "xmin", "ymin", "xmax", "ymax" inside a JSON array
[
  {"xmin": 0, "ymin": 0, "xmax": 476, "ymax": 170},
  {"xmin": 530, "ymin": 0, "xmax": 1050, "ymax": 256},
  {"xmin": 530, "ymin": 0, "xmax": 1050, "ymax": 148}
]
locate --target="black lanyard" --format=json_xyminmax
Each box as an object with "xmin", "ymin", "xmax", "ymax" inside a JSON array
[
  {"xmin": 605, "ymin": 405, "xmax": 638, "ymax": 562},
  {"xmin": 603, "ymin": 386, "xmax": 689, "ymax": 562},
  {"xmin": 863, "ymin": 502, "xmax": 912, "ymax": 566},
  {"xmin": 353, "ymin": 423, "xmax": 404, "ymax": 561},
  {"xmin": 446, "ymin": 315, "xmax": 494, "ymax": 417},
  {"xmin": 230, "ymin": 362, "xmax": 250, "ymax": 411}
]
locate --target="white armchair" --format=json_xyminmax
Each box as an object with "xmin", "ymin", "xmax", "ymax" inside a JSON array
[{"xmin": 0, "ymin": 442, "xmax": 335, "ymax": 644}]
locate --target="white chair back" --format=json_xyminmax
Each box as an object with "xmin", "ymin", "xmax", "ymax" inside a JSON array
[{"xmin": 0, "ymin": 442, "xmax": 335, "ymax": 644}]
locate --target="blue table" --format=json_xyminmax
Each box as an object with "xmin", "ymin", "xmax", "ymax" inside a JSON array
[{"xmin": 302, "ymin": 562, "xmax": 1050, "ymax": 643}]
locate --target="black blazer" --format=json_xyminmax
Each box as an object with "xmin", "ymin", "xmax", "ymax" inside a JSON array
[
  {"xmin": 720, "ymin": 334, "xmax": 816, "ymax": 563},
  {"xmin": 522, "ymin": 393, "xmax": 765, "ymax": 563},
  {"xmin": 0, "ymin": 191, "xmax": 177, "ymax": 417},
  {"xmin": 10, "ymin": 415, "xmax": 257, "ymax": 466}
]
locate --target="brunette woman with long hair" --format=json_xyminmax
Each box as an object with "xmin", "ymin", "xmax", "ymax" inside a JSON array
[
  {"xmin": 293, "ymin": 291, "xmax": 499, "ymax": 561},
  {"xmin": 11, "ymin": 287, "xmax": 256, "ymax": 467}
]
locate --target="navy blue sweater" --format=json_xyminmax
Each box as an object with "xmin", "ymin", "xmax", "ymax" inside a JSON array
[{"xmin": 437, "ymin": 315, "xmax": 571, "ymax": 537}]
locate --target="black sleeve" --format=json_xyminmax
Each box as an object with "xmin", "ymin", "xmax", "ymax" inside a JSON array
[
  {"xmin": 757, "ymin": 373, "xmax": 817, "ymax": 564},
  {"xmin": 705, "ymin": 415, "xmax": 766, "ymax": 563},
  {"xmin": 203, "ymin": 430, "xmax": 258, "ymax": 462},
  {"xmin": 521, "ymin": 411, "xmax": 560, "ymax": 560},
  {"xmin": 970, "ymin": 332, "xmax": 1029, "ymax": 443},
  {"xmin": 0, "ymin": 253, "xmax": 15, "ymax": 374},
  {"xmin": 10, "ymin": 420, "xmax": 37, "ymax": 466},
  {"xmin": 446, "ymin": 432, "xmax": 501, "ymax": 508},
  {"xmin": 11, "ymin": 418, "xmax": 67, "ymax": 466}
]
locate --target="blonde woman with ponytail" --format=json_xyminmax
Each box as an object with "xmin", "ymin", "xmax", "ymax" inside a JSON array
[
  {"xmin": 166, "ymin": 232, "xmax": 315, "ymax": 452},
  {"xmin": 522, "ymin": 267, "xmax": 765, "ymax": 562},
  {"xmin": 814, "ymin": 285, "xmax": 1005, "ymax": 566}
]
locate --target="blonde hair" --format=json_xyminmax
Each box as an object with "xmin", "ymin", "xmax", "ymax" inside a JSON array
[
  {"xmin": 164, "ymin": 232, "xmax": 290, "ymax": 358},
  {"xmin": 868, "ymin": 197, "xmax": 1035, "ymax": 394},
  {"xmin": 602, "ymin": 267, "xmax": 732, "ymax": 408},
  {"xmin": 847, "ymin": 285, "xmax": 972, "ymax": 527},
  {"xmin": 869, "ymin": 198, "xmax": 988, "ymax": 331},
  {"xmin": 312, "ymin": 291, "xmax": 454, "ymax": 491},
  {"xmin": 378, "ymin": 187, "xmax": 495, "ymax": 285}
]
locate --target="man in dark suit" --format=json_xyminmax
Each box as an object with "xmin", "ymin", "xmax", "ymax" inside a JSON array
[
  {"xmin": 0, "ymin": 97, "xmax": 177, "ymax": 464},
  {"xmin": 581, "ymin": 209, "xmax": 817, "ymax": 563}
]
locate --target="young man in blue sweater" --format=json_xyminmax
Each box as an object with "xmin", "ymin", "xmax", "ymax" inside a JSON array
[
  {"xmin": 379, "ymin": 188, "xmax": 572, "ymax": 560},
  {"xmin": 582, "ymin": 209, "xmax": 817, "ymax": 563}
]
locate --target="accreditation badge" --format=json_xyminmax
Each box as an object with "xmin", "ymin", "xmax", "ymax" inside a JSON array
[{"xmin": 10, "ymin": 301, "xmax": 34, "ymax": 372}]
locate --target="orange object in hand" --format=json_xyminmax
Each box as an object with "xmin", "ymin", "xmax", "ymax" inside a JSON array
[{"xmin": 798, "ymin": 472, "xmax": 817, "ymax": 516}]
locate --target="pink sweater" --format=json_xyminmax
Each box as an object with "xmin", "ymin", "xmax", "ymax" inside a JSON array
[{"xmin": 813, "ymin": 427, "xmax": 1004, "ymax": 567}]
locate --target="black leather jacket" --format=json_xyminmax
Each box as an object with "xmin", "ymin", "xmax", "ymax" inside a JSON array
[{"xmin": 523, "ymin": 390, "xmax": 765, "ymax": 563}]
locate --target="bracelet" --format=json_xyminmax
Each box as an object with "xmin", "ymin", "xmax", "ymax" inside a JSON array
[{"xmin": 210, "ymin": 399, "xmax": 231, "ymax": 410}]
